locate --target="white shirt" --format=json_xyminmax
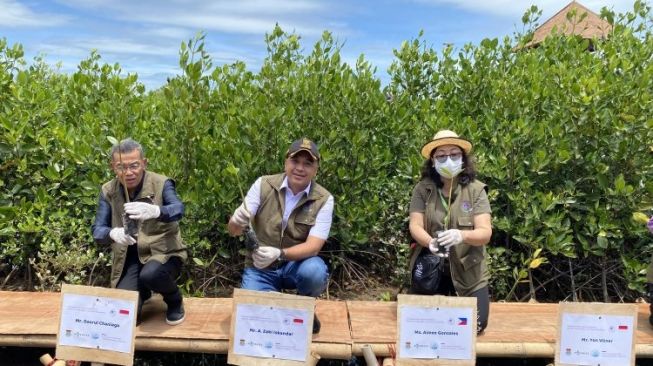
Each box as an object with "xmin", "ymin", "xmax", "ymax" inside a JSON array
[{"xmin": 242, "ymin": 176, "xmax": 334, "ymax": 240}]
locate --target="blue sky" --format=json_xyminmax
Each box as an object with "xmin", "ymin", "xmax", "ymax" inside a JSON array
[{"xmin": 1, "ymin": 0, "xmax": 635, "ymax": 90}]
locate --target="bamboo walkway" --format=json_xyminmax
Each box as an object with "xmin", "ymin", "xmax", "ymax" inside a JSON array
[{"xmin": 1, "ymin": 291, "xmax": 653, "ymax": 360}]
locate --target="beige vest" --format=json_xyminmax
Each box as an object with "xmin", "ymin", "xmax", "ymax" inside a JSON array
[
  {"xmin": 409, "ymin": 179, "xmax": 490, "ymax": 296},
  {"xmin": 251, "ymin": 174, "xmax": 330, "ymax": 251},
  {"xmin": 102, "ymin": 171, "xmax": 187, "ymax": 288}
]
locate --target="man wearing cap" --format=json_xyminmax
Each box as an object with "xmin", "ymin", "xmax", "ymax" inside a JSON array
[{"xmin": 227, "ymin": 138, "xmax": 334, "ymax": 334}]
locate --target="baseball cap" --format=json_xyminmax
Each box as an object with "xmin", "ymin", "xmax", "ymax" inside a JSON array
[{"xmin": 286, "ymin": 138, "xmax": 320, "ymax": 161}]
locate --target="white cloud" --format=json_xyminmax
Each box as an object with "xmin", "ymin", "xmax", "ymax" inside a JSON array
[
  {"xmin": 413, "ymin": 0, "xmax": 634, "ymax": 18},
  {"xmin": 39, "ymin": 38, "xmax": 177, "ymax": 57},
  {"xmin": 145, "ymin": 27, "xmax": 193, "ymax": 40},
  {"xmin": 0, "ymin": 0, "xmax": 69, "ymax": 27},
  {"xmin": 56, "ymin": 0, "xmax": 335, "ymax": 36},
  {"xmin": 204, "ymin": 0, "xmax": 325, "ymax": 15}
]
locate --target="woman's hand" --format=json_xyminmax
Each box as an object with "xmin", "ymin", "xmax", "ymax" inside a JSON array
[{"xmin": 437, "ymin": 229, "xmax": 463, "ymax": 249}]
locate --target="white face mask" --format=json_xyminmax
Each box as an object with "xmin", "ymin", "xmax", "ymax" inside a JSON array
[{"xmin": 434, "ymin": 157, "xmax": 463, "ymax": 179}]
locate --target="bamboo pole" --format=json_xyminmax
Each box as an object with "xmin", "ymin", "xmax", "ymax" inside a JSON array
[
  {"xmin": 9, "ymin": 337, "xmax": 653, "ymax": 359},
  {"xmin": 362, "ymin": 344, "xmax": 379, "ymax": 366},
  {"xmin": 352, "ymin": 342, "xmax": 561, "ymax": 358},
  {"xmin": 308, "ymin": 352, "xmax": 321, "ymax": 366},
  {"xmin": 39, "ymin": 354, "xmax": 65, "ymax": 366}
]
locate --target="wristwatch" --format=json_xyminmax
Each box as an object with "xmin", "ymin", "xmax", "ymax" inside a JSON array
[{"xmin": 278, "ymin": 248, "xmax": 287, "ymax": 262}]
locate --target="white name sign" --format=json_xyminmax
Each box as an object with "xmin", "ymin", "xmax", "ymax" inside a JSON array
[
  {"xmin": 58, "ymin": 293, "xmax": 136, "ymax": 354},
  {"xmin": 399, "ymin": 305, "xmax": 474, "ymax": 360},
  {"xmin": 233, "ymin": 303, "xmax": 310, "ymax": 362},
  {"xmin": 559, "ymin": 313, "xmax": 634, "ymax": 365}
]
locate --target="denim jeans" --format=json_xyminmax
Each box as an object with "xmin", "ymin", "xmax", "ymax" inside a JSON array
[{"xmin": 241, "ymin": 256, "xmax": 329, "ymax": 297}]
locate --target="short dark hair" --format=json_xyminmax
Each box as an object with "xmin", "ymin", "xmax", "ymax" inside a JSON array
[
  {"xmin": 110, "ymin": 138, "xmax": 144, "ymax": 161},
  {"xmin": 420, "ymin": 149, "xmax": 477, "ymax": 187}
]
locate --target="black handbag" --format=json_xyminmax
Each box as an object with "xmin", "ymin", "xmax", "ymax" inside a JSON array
[{"xmin": 411, "ymin": 247, "xmax": 442, "ymax": 295}]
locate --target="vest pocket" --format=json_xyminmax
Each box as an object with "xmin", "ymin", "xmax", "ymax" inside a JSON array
[
  {"xmin": 457, "ymin": 216, "xmax": 474, "ymax": 228},
  {"xmin": 294, "ymin": 213, "xmax": 316, "ymax": 226},
  {"xmin": 459, "ymin": 249, "xmax": 482, "ymax": 271}
]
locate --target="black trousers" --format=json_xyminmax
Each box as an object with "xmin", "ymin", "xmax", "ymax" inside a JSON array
[
  {"xmin": 116, "ymin": 246, "xmax": 183, "ymax": 306},
  {"xmin": 436, "ymin": 271, "xmax": 490, "ymax": 333}
]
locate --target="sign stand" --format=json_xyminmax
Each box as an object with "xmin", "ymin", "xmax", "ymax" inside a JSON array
[
  {"xmin": 56, "ymin": 284, "xmax": 138, "ymax": 366},
  {"xmin": 396, "ymin": 294, "xmax": 477, "ymax": 366},
  {"xmin": 228, "ymin": 288, "xmax": 317, "ymax": 366},
  {"xmin": 555, "ymin": 302, "xmax": 637, "ymax": 366}
]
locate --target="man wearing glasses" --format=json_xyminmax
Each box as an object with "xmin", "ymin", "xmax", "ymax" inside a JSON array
[{"xmin": 92, "ymin": 138, "xmax": 187, "ymax": 325}]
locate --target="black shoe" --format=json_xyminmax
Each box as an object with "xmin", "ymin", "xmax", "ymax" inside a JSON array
[
  {"xmin": 140, "ymin": 290, "xmax": 152, "ymax": 303},
  {"xmin": 166, "ymin": 300, "xmax": 185, "ymax": 326},
  {"xmin": 313, "ymin": 314, "xmax": 321, "ymax": 334},
  {"xmin": 136, "ymin": 298, "xmax": 144, "ymax": 325}
]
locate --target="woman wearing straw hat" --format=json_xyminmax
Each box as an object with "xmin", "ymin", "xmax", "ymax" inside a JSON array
[{"xmin": 408, "ymin": 129, "xmax": 493, "ymax": 333}]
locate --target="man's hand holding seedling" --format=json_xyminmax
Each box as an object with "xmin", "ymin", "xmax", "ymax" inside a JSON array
[{"xmin": 125, "ymin": 202, "xmax": 161, "ymax": 221}]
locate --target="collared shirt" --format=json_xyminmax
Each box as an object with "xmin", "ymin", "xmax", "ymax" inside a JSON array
[
  {"xmin": 243, "ymin": 176, "xmax": 334, "ymax": 240},
  {"xmin": 91, "ymin": 178, "xmax": 184, "ymax": 245}
]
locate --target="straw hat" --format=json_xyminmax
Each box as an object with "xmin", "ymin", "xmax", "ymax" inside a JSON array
[{"xmin": 420, "ymin": 130, "xmax": 472, "ymax": 159}]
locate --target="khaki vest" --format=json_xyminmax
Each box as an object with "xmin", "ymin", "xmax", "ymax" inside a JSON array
[
  {"xmin": 102, "ymin": 171, "xmax": 187, "ymax": 288},
  {"xmin": 251, "ymin": 174, "xmax": 330, "ymax": 252},
  {"xmin": 409, "ymin": 178, "xmax": 490, "ymax": 296}
]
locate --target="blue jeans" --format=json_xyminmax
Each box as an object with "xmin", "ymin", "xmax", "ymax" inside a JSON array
[{"xmin": 241, "ymin": 256, "xmax": 329, "ymax": 297}]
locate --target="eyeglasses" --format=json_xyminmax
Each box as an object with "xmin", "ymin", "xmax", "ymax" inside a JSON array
[
  {"xmin": 433, "ymin": 153, "xmax": 463, "ymax": 163},
  {"xmin": 114, "ymin": 162, "xmax": 142, "ymax": 172}
]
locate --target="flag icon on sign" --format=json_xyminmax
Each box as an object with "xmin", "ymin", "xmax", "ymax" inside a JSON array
[
  {"xmin": 618, "ymin": 325, "xmax": 628, "ymax": 330},
  {"xmin": 119, "ymin": 309, "xmax": 130, "ymax": 315},
  {"xmin": 458, "ymin": 318, "xmax": 468, "ymax": 325},
  {"xmin": 293, "ymin": 318, "xmax": 304, "ymax": 324}
]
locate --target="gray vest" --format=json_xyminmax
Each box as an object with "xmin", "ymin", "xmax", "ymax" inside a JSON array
[
  {"xmin": 409, "ymin": 179, "xmax": 490, "ymax": 296},
  {"xmin": 102, "ymin": 171, "xmax": 186, "ymax": 288},
  {"xmin": 251, "ymin": 173, "xmax": 330, "ymax": 250}
]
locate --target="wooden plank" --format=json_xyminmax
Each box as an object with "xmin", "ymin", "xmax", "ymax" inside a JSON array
[
  {"xmin": 347, "ymin": 301, "xmax": 396, "ymax": 344},
  {"xmin": 347, "ymin": 301, "xmax": 653, "ymax": 358},
  {"xmin": 313, "ymin": 300, "xmax": 350, "ymax": 344},
  {"xmin": 3, "ymin": 291, "xmax": 653, "ymax": 359},
  {"xmin": 0, "ymin": 291, "xmax": 59, "ymax": 334},
  {"xmin": 0, "ymin": 291, "xmax": 352, "ymax": 359}
]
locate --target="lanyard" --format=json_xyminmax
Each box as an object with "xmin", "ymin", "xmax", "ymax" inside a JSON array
[{"xmin": 438, "ymin": 189, "xmax": 451, "ymax": 229}]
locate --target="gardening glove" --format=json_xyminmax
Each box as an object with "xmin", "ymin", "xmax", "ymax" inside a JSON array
[
  {"xmin": 428, "ymin": 237, "xmax": 448, "ymax": 257},
  {"xmin": 230, "ymin": 203, "xmax": 251, "ymax": 228},
  {"xmin": 109, "ymin": 227, "xmax": 136, "ymax": 246},
  {"xmin": 437, "ymin": 229, "xmax": 464, "ymax": 249},
  {"xmin": 124, "ymin": 202, "xmax": 161, "ymax": 221},
  {"xmin": 648, "ymin": 216, "xmax": 653, "ymax": 234},
  {"xmin": 428, "ymin": 237, "xmax": 441, "ymax": 255},
  {"xmin": 252, "ymin": 246, "xmax": 281, "ymax": 269}
]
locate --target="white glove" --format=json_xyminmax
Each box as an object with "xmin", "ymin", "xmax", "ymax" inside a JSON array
[
  {"xmin": 230, "ymin": 203, "xmax": 251, "ymax": 228},
  {"xmin": 124, "ymin": 202, "xmax": 161, "ymax": 221},
  {"xmin": 252, "ymin": 246, "xmax": 281, "ymax": 269},
  {"xmin": 428, "ymin": 237, "xmax": 440, "ymax": 254},
  {"xmin": 109, "ymin": 227, "xmax": 136, "ymax": 246},
  {"xmin": 437, "ymin": 229, "xmax": 464, "ymax": 249}
]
